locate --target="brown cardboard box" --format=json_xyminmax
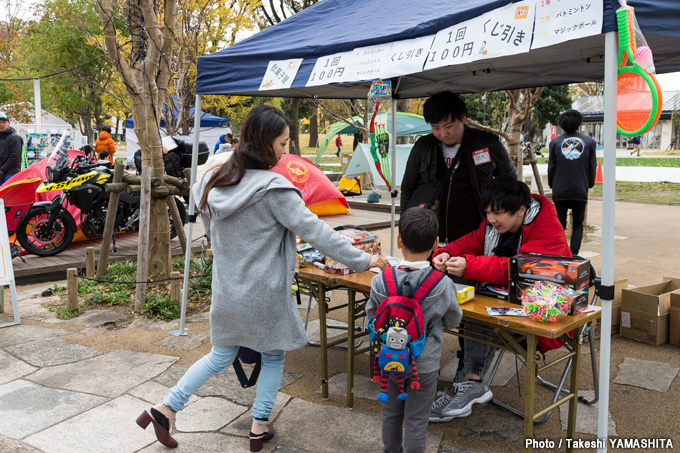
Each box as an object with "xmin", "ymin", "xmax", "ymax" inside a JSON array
[
  {"xmin": 620, "ymin": 279, "xmax": 680, "ymax": 345},
  {"xmin": 670, "ymin": 292, "xmax": 680, "ymax": 346},
  {"xmin": 592, "ymin": 279, "xmax": 628, "ymax": 339}
]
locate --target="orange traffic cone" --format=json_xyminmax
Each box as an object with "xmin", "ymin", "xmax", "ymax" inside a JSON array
[{"xmin": 595, "ymin": 161, "xmax": 603, "ymax": 184}]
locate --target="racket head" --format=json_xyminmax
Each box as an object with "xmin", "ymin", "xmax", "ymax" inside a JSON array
[{"xmin": 616, "ymin": 66, "xmax": 660, "ymax": 136}]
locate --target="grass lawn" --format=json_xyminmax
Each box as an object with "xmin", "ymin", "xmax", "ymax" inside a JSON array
[
  {"xmin": 589, "ymin": 181, "xmax": 680, "ymax": 204},
  {"xmin": 536, "ymin": 156, "xmax": 680, "ymax": 167}
]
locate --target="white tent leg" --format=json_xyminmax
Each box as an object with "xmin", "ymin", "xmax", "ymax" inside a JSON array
[
  {"xmin": 175, "ymin": 94, "xmax": 203, "ymax": 336},
  {"xmin": 390, "ymin": 99, "xmax": 397, "ymax": 256},
  {"xmin": 597, "ymin": 31, "xmax": 618, "ymax": 452}
]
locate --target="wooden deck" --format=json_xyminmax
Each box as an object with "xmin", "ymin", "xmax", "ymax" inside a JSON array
[{"xmin": 11, "ymin": 208, "xmax": 395, "ymax": 285}]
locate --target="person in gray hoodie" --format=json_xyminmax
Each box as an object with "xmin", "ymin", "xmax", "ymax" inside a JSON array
[
  {"xmin": 367, "ymin": 207, "xmax": 461, "ymax": 453},
  {"xmin": 137, "ymin": 105, "xmax": 389, "ymax": 452}
]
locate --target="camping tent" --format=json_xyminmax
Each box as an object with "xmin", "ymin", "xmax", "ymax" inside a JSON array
[
  {"xmin": 314, "ymin": 112, "xmax": 431, "ymax": 163},
  {"xmin": 188, "ymin": 1, "xmax": 680, "ymax": 446},
  {"xmin": 344, "ymin": 143, "xmax": 413, "ymax": 188},
  {"xmin": 124, "ymin": 105, "xmax": 231, "ymax": 162}
]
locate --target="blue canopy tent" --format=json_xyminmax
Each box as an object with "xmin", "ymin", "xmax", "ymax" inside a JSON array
[
  {"xmin": 181, "ymin": 1, "xmax": 680, "ymax": 447},
  {"xmin": 124, "ymin": 104, "xmax": 230, "ymax": 159}
]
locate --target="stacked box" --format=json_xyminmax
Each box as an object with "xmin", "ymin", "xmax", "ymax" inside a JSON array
[
  {"xmin": 509, "ymin": 253, "xmax": 590, "ymax": 315},
  {"xmin": 324, "ymin": 228, "xmax": 381, "ymax": 275},
  {"xmin": 620, "ymin": 278, "xmax": 680, "ymax": 345},
  {"xmin": 670, "ymin": 292, "xmax": 680, "ymax": 346}
]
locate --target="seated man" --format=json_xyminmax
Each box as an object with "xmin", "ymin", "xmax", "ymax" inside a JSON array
[{"xmin": 429, "ymin": 175, "xmax": 571, "ymax": 422}]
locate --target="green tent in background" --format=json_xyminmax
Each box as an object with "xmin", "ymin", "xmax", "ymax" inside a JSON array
[{"xmin": 314, "ymin": 112, "xmax": 431, "ymax": 164}]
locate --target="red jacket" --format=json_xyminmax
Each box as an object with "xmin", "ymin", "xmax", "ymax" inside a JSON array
[
  {"xmin": 433, "ymin": 194, "xmax": 571, "ymax": 285},
  {"xmin": 335, "ymin": 136, "xmax": 342, "ymax": 146}
]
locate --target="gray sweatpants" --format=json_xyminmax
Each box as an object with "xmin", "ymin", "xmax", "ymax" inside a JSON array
[{"xmin": 381, "ymin": 370, "xmax": 438, "ymax": 453}]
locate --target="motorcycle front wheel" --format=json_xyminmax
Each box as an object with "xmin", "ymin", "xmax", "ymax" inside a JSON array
[{"xmin": 16, "ymin": 207, "xmax": 75, "ymax": 256}]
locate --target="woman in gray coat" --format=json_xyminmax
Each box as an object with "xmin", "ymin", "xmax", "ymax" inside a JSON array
[{"xmin": 136, "ymin": 105, "xmax": 388, "ymax": 452}]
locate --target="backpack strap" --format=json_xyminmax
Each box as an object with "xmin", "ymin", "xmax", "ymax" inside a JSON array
[
  {"xmin": 382, "ymin": 266, "xmax": 400, "ymax": 296},
  {"xmin": 412, "ymin": 269, "xmax": 445, "ymax": 301},
  {"xmin": 233, "ymin": 355, "xmax": 262, "ymax": 389}
]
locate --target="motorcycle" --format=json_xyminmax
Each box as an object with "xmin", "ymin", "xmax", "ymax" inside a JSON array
[{"xmin": 16, "ymin": 131, "xmax": 186, "ymax": 257}]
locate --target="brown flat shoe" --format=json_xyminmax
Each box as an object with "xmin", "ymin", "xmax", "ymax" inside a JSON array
[
  {"xmin": 249, "ymin": 423, "xmax": 275, "ymax": 452},
  {"xmin": 136, "ymin": 409, "xmax": 178, "ymax": 448}
]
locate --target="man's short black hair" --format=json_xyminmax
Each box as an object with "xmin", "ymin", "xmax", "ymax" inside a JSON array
[
  {"xmin": 398, "ymin": 208, "xmax": 439, "ymax": 254},
  {"xmin": 558, "ymin": 110, "xmax": 583, "ymax": 134},
  {"xmin": 102, "ymin": 126, "xmax": 112, "ymax": 133},
  {"xmin": 481, "ymin": 175, "xmax": 531, "ymax": 215},
  {"xmin": 423, "ymin": 90, "xmax": 467, "ymax": 124},
  {"xmin": 226, "ymin": 133, "xmax": 233, "ymax": 139}
]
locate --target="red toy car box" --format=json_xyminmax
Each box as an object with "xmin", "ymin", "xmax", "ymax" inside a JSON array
[{"xmin": 509, "ymin": 253, "xmax": 591, "ymax": 314}]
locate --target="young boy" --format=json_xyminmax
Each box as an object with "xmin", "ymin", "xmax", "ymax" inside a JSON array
[
  {"xmin": 366, "ymin": 207, "xmax": 462, "ymax": 453},
  {"xmin": 98, "ymin": 150, "xmax": 114, "ymax": 168}
]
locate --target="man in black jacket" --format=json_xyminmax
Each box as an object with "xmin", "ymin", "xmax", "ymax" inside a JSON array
[
  {"xmin": 0, "ymin": 113, "xmax": 22, "ymax": 183},
  {"xmin": 548, "ymin": 109, "xmax": 597, "ymax": 256},
  {"xmin": 401, "ymin": 91, "xmax": 516, "ymax": 246}
]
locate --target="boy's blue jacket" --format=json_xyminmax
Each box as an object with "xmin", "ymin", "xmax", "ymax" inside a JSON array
[{"xmin": 367, "ymin": 266, "xmax": 462, "ymax": 374}]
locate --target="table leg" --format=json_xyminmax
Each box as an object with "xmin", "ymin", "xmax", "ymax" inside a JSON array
[
  {"xmin": 347, "ymin": 289, "xmax": 356, "ymax": 408},
  {"xmin": 317, "ymin": 283, "xmax": 329, "ymax": 398},
  {"xmin": 524, "ymin": 334, "xmax": 537, "ymax": 451},
  {"xmin": 567, "ymin": 327, "xmax": 582, "ymax": 453}
]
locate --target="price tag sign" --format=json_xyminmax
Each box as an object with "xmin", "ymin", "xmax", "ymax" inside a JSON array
[
  {"xmin": 259, "ymin": 59, "xmax": 303, "ymax": 91},
  {"xmin": 306, "ymin": 51, "xmax": 354, "ymax": 87},
  {"xmin": 425, "ymin": 0, "xmax": 535, "ymax": 71},
  {"xmin": 532, "ymin": 0, "xmax": 603, "ymax": 50}
]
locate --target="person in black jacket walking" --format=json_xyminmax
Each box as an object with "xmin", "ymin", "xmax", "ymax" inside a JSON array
[
  {"xmin": 0, "ymin": 113, "xmax": 23, "ymax": 183},
  {"xmin": 548, "ymin": 109, "xmax": 597, "ymax": 256},
  {"xmin": 400, "ymin": 91, "xmax": 516, "ymax": 246}
]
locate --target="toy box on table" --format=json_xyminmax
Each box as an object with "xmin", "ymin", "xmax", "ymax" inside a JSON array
[
  {"xmin": 324, "ymin": 228, "xmax": 381, "ymax": 275},
  {"xmin": 508, "ymin": 253, "xmax": 590, "ymax": 315}
]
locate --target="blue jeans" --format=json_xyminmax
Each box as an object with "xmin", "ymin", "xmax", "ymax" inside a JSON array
[
  {"xmin": 164, "ymin": 345, "xmax": 285, "ymax": 425},
  {"xmin": 459, "ymin": 321, "xmax": 503, "ymax": 381}
]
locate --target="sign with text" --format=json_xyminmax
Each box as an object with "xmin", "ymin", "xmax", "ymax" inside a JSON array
[
  {"xmin": 532, "ymin": 0, "xmax": 603, "ymax": 50},
  {"xmin": 259, "ymin": 59, "xmax": 303, "ymax": 91},
  {"xmin": 349, "ymin": 43, "xmax": 393, "ymax": 82},
  {"xmin": 380, "ymin": 35, "xmax": 434, "ymax": 79},
  {"xmin": 424, "ymin": 0, "xmax": 535, "ymax": 71},
  {"xmin": 306, "ymin": 51, "xmax": 354, "ymax": 87}
]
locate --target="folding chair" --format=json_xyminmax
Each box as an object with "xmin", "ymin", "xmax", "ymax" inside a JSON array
[{"xmin": 487, "ymin": 261, "xmax": 601, "ymax": 424}]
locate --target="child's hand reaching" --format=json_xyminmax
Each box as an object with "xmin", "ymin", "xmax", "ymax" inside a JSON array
[{"xmin": 369, "ymin": 254, "xmax": 390, "ymax": 270}]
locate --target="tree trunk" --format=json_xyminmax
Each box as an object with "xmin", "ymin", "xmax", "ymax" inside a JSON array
[
  {"xmin": 307, "ymin": 100, "xmax": 318, "ymax": 147},
  {"xmin": 287, "ymin": 98, "xmax": 301, "ymax": 155}
]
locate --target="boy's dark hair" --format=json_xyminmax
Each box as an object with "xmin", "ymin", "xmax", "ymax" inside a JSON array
[
  {"xmin": 558, "ymin": 109, "xmax": 583, "ymax": 134},
  {"xmin": 423, "ymin": 90, "xmax": 467, "ymax": 124},
  {"xmin": 226, "ymin": 133, "xmax": 233, "ymax": 140},
  {"xmin": 102, "ymin": 126, "xmax": 112, "ymax": 133},
  {"xmin": 481, "ymin": 175, "xmax": 531, "ymax": 215},
  {"xmin": 398, "ymin": 208, "xmax": 439, "ymax": 254},
  {"xmin": 99, "ymin": 150, "xmax": 109, "ymax": 159}
]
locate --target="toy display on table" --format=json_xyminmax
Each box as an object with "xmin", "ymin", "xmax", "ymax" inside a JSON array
[
  {"xmin": 324, "ymin": 228, "xmax": 381, "ymax": 275},
  {"xmin": 521, "ymin": 281, "xmax": 574, "ymax": 323}
]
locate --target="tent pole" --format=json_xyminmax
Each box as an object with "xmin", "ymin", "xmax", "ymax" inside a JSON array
[
  {"xmin": 177, "ymin": 94, "xmax": 203, "ymax": 336},
  {"xmin": 390, "ymin": 99, "xmax": 397, "ymax": 256},
  {"xmin": 597, "ymin": 30, "xmax": 618, "ymax": 452}
]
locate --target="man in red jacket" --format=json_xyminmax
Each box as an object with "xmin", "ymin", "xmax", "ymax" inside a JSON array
[{"xmin": 429, "ymin": 175, "xmax": 570, "ymax": 422}]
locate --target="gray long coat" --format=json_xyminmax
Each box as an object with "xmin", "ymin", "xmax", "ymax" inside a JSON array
[{"xmin": 194, "ymin": 169, "xmax": 371, "ymax": 352}]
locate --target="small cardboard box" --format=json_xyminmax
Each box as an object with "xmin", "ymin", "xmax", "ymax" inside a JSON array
[
  {"xmin": 509, "ymin": 253, "xmax": 590, "ymax": 314},
  {"xmin": 592, "ymin": 279, "xmax": 628, "ymax": 339},
  {"xmin": 670, "ymin": 292, "xmax": 680, "ymax": 346},
  {"xmin": 619, "ymin": 278, "xmax": 680, "ymax": 345}
]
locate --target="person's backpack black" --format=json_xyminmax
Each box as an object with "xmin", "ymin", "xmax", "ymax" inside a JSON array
[
  {"xmin": 134, "ymin": 149, "xmax": 142, "ymax": 174},
  {"xmin": 163, "ymin": 149, "xmax": 185, "ymax": 178},
  {"xmin": 232, "ymin": 347, "xmax": 262, "ymax": 388}
]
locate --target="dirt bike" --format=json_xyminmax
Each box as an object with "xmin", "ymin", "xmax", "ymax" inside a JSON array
[{"xmin": 16, "ymin": 131, "xmax": 186, "ymax": 257}]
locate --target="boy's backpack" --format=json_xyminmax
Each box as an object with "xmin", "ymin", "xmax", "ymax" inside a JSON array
[{"xmin": 368, "ymin": 267, "xmax": 445, "ymax": 361}]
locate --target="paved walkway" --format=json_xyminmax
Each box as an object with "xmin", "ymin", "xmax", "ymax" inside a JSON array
[{"xmin": 1, "ymin": 200, "xmax": 679, "ymax": 452}]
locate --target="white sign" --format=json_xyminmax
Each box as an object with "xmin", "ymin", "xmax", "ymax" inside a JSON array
[
  {"xmin": 380, "ymin": 35, "xmax": 435, "ymax": 79},
  {"xmin": 349, "ymin": 43, "xmax": 393, "ymax": 82},
  {"xmin": 532, "ymin": 0, "xmax": 603, "ymax": 50},
  {"xmin": 306, "ymin": 51, "xmax": 354, "ymax": 87},
  {"xmin": 0, "ymin": 199, "xmax": 20, "ymax": 328},
  {"xmin": 425, "ymin": 0, "xmax": 535, "ymax": 71},
  {"xmin": 259, "ymin": 59, "xmax": 303, "ymax": 91}
]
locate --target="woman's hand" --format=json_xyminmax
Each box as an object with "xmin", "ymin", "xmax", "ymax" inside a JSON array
[
  {"xmin": 369, "ymin": 254, "xmax": 390, "ymax": 270},
  {"xmin": 432, "ymin": 252, "xmax": 450, "ymax": 272}
]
